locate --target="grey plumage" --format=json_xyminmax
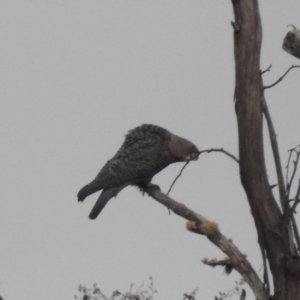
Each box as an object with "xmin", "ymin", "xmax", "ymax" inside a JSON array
[{"xmin": 78, "ymin": 124, "xmax": 199, "ymax": 219}]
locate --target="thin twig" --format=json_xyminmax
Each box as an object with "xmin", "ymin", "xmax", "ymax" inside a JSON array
[
  {"xmin": 261, "ymin": 64, "xmax": 272, "ymax": 75},
  {"xmin": 261, "ymin": 94, "xmax": 287, "ymax": 211},
  {"xmin": 260, "ymin": 248, "xmax": 270, "ymax": 295},
  {"xmin": 199, "ymin": 148, "xmax": 239, "ymax": 163},
  {"xmin": 263, "ymin": 91, "xmax": 300, "ymax": 256},
  {"xmin": 286, "ymin": 150, "xmax": 294, "ymax": 197},
  {"xmin": 288, "ymin": 144, "xmax": 300, "ymax": 151},
  {"xmin": 263, "ymin": 65, "xmax": 300, "ymax": 89},
  {"xmin": 288, "ymin": 175, "xmax": 300, "ymax": 253},
  {"xmin": 254, "ymin": 196, "xmax": 270, "ymax": 295},
  {"xmin": 283, "ymin": 181, "xmax": 300, "ymax": 227},
  {"xmin": 167, "ymin": 161, "xmax": 190, "ymax": 196},
  {"xmin": 283, "ymin": 145, "xmax": 300, "ymax": 252},
  {"xmin": 290, "ymin": 180, "xmax": 300, "ymax": 215},
  {"xmin": 291, "ymin": 213, "xmax": 300, "ymax": 253},
  {"xmin": 286, "ymin": 148, "xmax": 300, "ymax": 201},
  {"xmin": 261, "ymin": 91, "xmax": 299, "ymax": 261}
]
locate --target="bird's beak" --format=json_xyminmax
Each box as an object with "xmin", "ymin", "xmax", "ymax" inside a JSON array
[
  {"xmin": 183, "ymin": 152, "xmax": 200, "ymax": 161},
  {"xmin": 192, "ymin": 150, "xmax": 201, "ymax": 161},
  {"xmin": 191, "ymin": 152, "xmax": 199, "ymax": 161}
]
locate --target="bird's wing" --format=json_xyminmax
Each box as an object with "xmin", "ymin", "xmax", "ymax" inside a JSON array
[
  {"xmin": 77, "ymin": 137, "xmax": 158, "ymax": 202},
  {"xmin": 92, "ymin": 135, "xmax": 164, "ymax": 188}
]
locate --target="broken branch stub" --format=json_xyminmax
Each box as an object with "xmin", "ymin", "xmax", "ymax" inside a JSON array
[{"xmin": 283, "ymin": 28, "xmax": 300, "ymax": 59}]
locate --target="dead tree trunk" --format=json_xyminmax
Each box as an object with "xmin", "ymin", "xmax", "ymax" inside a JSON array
[{"xmin": 231, "ymin": 0, "xmax": 300, "ymax": 299}]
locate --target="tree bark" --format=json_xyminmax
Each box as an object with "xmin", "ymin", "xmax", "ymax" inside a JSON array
[
  {"xmin": 231, "ymin": 0, "xmax": 300, "ymax": 299},
  {"xmin": 142, "ymin": 186, "xmax": 267, "ymax": 300}
]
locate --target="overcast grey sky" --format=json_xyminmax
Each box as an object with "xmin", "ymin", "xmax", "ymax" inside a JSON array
[{"xmin": 1, "ymin": 1, "xmax": 300, "ymax": 300}]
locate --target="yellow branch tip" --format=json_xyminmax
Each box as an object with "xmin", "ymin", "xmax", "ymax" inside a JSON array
[
  {"xmin": 186, "ymin": 221, "xmax": 197, "ymax": 230},
  {"xmin": 200, "ymin": 220, "xmax": 219, "ymax": 234},
  {"xmin": 186, "ymin": 220, "xmax": 219, "ymax": 235}
]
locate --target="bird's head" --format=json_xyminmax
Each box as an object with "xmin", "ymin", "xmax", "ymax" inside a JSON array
[{"xmin": 168, "ymin": 135, "xmax": 200, "ymax": 162}]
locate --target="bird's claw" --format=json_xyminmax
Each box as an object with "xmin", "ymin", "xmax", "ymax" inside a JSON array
[
  {"xmin": 137, "ymin": 182, "xmax": 160, "ymax": 195},
  {"xmin": 145, "ymin": 183, "xmax": 161, "ymax": 195}
]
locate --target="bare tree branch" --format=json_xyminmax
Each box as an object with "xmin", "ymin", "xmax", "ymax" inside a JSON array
[
  {"xmin": 167, "ymin": 161, "xmax": 190, "ymax": 196},
  {"xmin": 285, "ymin": 147, "xmax": 300, "ymax": 252},
  {"xmin": 261, "ymin": 94, "xmax": 287, "ymax": 211},
  {"xmin": 198, "ymin": 148, "xmax": 239, "ymax": 164},
  {"xmin": 290, "ymin": 180, "xmax": 300, "ymax": 214},
  {"xmin": 261, "ymin": 64, "xmax": 272, "ymax": 75},
  {"xmin": 263, "ymin": 65, "xmax": 300, "ymax": 89},
  {"xmin": 141, "ymin": 185, "xmax": 267, "ymax": 300},
  {"xmin": 202, "ymin": 258, "xmax": 231, "ymax": 267},
  {"xmin": 202, "ymin": 258, "xmax": 233, "ymax": 275},
  {"xmin": 291, "ymin": 216, "xmax": 300, "ymax": 253},
  {"xmin": 262, "ymin": 93, "xmax": 299, "ymax": 256},
  {"xmin": 283, "ymin": 180, "xmax": 300, "ymax": 252},
  {"xmin": 286, "ymin": 146, "xmax": 300, "ymax": 200},
  {"xmin": 230, "ymin": 0, "xmax": 300, "ymax": 297},
  {"xmin": 286, "ymin": 150, "xmax": 294, "ymax": 198},
  {"xmin": 283, "ymin": 180, "xmax": 300, "ymax": 226}
]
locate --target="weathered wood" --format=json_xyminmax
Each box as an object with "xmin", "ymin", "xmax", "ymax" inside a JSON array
[
  {"xmin": 231, "ymin": 0, "xmax": 300, "ymax": 299},
  {"xmin": 283, "ymin": 29, "xmax": 300, "ymax": 59},
  {"xmin": 142, "ymin": 185, "xmax": 268, "ymax": 300}
]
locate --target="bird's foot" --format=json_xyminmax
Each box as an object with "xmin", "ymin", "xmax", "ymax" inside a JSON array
[
  {"xmin": 137, "ymin": 182, "xmax": 160, "ymax": 195},
  {"xmin": 144, "ymin": 183, "xmax": 161, "ymax": 196}
]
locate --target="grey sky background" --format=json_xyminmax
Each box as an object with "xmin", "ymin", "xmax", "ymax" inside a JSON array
[{"xmin": 1, "ymin": 1, "xmax": 300, "ymax": 300}]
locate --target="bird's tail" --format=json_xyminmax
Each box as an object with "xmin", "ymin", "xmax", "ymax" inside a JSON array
[
  {"xmin": 77, "ymin": 182, "xmax": 103, "ymax": 202},
  {"xmin": 89, "ymin": 184, "xmax": 128, "ymax": 219}
]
